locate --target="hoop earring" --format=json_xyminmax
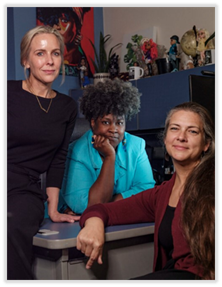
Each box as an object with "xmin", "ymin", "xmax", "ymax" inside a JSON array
[
  {"xmin": 60, "ymin": 63, "xmax": 65, "ymax": 86},
  {"xmin": 23, "ymin": 66, "xmax": 29, "ymax": 80}
]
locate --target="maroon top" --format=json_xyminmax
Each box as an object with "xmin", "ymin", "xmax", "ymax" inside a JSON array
[{"xmin": 80, "ymin": 173, "xmax": 203, "ymax": 277}]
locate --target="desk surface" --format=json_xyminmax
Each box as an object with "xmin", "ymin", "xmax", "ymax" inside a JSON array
[{"xmin": 33, "ymin": 219, "xmax": 154, "ymax": 250}]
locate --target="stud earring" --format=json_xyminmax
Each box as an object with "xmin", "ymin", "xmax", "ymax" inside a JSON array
[{"xmin": 122, "ymin": 138, "xmax": 127, "ymax": 152}]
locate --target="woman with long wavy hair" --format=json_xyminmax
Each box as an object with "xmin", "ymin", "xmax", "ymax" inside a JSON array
[{"xmin": 76, "ymin": 102, "xmax": 215, "ymax": 280}]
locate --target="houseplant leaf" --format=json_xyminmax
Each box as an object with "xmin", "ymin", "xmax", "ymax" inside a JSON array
[
  {"xmin": 88, "ymin": 38, "xmax": 100, "ymax": 73},
  {"xmin": 88, "ymin": 32, "xmax": 122, "ymax": 73}
]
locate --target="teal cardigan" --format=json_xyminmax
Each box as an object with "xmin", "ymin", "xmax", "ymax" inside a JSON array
[{"xmin": 57, "ymin": 130, "xmax": 155, "ymax": 215}]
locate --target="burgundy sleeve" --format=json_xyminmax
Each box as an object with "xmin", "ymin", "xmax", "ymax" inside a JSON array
[
  {"xmin": 80, "ymin": 185, "xmax": 160, "ymax": 228},
  {"xmin": 79, "ymin": 203, "xmax": 110, "ymax": 228}
]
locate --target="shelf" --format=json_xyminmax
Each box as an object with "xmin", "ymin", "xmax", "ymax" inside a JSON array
[{"xmin": 126, "ymin": 64, "xmax": 215, "ymax": 130}]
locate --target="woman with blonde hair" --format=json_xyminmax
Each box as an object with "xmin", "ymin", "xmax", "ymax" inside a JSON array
[{"xmin": 7, "ymin": 25, "xmax": 79, "ymax": 279}]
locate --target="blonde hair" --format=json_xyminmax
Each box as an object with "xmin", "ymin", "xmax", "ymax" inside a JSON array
[
  {"xmin": 20, "ymin": 25, "xmax": 65, "ymax": 84},
  {"xmin": 197, "ymin": 28, "xmax": 215, "ymax": 50}
]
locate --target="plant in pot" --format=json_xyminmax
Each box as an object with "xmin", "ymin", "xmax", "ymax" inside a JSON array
[
  {"xmin": 89, "ymin": 32, "xmax": 122, "ymax": 85},
  {"xmin": 124, "ymin": 34, "xmax": 144, "ymax": 70}
]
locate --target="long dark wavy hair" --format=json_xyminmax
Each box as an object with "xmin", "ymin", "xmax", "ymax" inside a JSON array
[
  {"xmin": 181, "ymin": 156, "xmax": 215, "ymax": 279},
  {"xmin": 163, "ymin": 102, "xmax": 215, "ymax": 279}
]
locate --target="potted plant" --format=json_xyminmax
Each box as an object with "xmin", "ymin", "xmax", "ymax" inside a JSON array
[
  {"xmin": 124, "ymin": 34, "xmax": 144, "ymax": 70},
  {"xmin": 89, "ymin": 32, "xmax": 122, "ymax": 84}
]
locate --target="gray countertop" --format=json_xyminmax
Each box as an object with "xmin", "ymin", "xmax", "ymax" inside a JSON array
[{"xmin": 33, "ymin": 219, "xmax": 155, "ymax": 249}]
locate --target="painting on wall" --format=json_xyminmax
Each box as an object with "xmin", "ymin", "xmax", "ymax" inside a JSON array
[{"xmin": 36, "ymin": 7, "xmax": 94, "ymax": 77}]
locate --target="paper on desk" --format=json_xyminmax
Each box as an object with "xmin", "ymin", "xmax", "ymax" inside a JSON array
[{"xmin": 38, "ymin": 229, "xmax": 59, "ymax": 236}]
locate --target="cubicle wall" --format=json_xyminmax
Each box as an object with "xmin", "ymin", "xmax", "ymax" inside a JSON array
[
  {"xmin": 126, "ymin": 64, "xmax": 215, "ymax": 182},
  {"xmin": 126, "ymin": 64, "xmax": 215, "ymax": 131}
]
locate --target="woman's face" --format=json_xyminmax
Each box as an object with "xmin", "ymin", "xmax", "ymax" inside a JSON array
[
  {"xmin": 164, "ymin": 110, "xmax": 210, "ymax": 167},
  {"xmin": 91, "ymin": 114, "xmax": 126, "ymax": 149},
  {"xmin": 25, "ymin": 33, "xmax": 62, "ymax": 85},
  {"xmin": 53, "ymin": 14, "xmax": 75, "ymax": 44}
]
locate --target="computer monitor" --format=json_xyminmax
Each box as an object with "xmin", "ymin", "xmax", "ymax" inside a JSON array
[{"xmin": 189, "ymin": 74, "xmax": 215, "ymax": 123}]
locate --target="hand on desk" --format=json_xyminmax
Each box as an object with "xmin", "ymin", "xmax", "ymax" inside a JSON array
[
  {"xmin": 76, "ymin": 217, "xmax": 105, "ymax": 269},
  {"xmin": 50, "ymin": 211, "xmax": 80, "ymax": 223},
  {"xmin": 46, "ymin": 187, "xmax": 80, "ymax": 223}
]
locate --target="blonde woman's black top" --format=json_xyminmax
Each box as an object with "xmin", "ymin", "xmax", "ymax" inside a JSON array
[{"xmin": 7, "ymin": 80, "xmax": 77, "ymax": 200}]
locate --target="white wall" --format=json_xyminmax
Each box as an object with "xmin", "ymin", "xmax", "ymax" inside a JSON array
[{"xmin": 103, "ymin": 7, "xmax": 215, "ymax": 72}]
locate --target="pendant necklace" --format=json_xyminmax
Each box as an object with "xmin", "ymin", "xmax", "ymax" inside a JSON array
[{"xmin": 27, "ymin": 80, "xmax": 53, "ymax": 113}]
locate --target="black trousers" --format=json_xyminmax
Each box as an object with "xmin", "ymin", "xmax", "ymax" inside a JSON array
[
  {"xmin": 7, "ymin": 170, "xmax": 44, "ymax": 280},
  {"xmin": 131, "ymin": 258, "xmax": 199, "ymax": 280},
  {"xmin": 131, "ymin": 269, "xmax": 197, "ymax": 280}
]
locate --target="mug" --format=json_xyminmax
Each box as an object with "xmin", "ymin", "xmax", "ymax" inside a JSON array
[{"xmin": 129, "ymin": 66, "xmax": 144, "ymax": 80}]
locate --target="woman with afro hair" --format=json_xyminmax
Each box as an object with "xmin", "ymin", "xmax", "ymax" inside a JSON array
[{"xmin": 58, "ymin": 79, "xmax": 155, "ymax": 215}]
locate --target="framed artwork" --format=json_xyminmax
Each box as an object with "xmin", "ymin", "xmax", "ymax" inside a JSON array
[{"xmin": 36, "ymin": 7, "xmax": 94, "ymax": 77}]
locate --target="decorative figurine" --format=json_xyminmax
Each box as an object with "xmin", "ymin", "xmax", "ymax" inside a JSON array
[
  {"xmin": 196, "ymin": 28, "xmax": 208, "ymax": 66},
  {"xmin": 77, "ymin": 57, "xmax": 88, "ymax": 88},
  {"xmin": 82, "ymin": 69, "xmax": 90, "ymax": 87},
  {"xmin": 168, "ymin": 35, "xmax": 180, "ymax": 71},
  {"xmin": 195, "ymin": 27, "xmax": 215, "ymax": 66},
  {"xmin": 141, "ymin": 38, "xmax": 158, "ymax": 76}
]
